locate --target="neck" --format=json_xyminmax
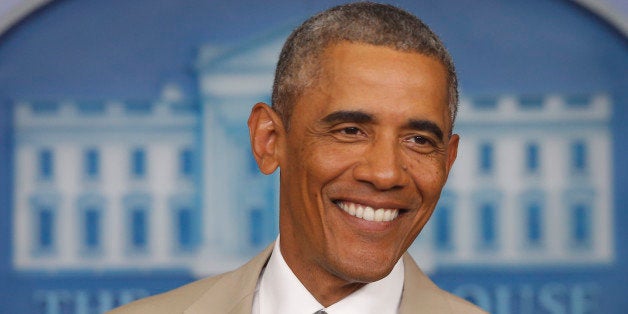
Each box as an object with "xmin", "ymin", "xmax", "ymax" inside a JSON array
[{"xmin": 279, "ymin": 237, "xmax": 365, "ymax": 307}]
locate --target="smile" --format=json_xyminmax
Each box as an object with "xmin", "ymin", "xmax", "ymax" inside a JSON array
[{"xmin": 336, "ymin": 201, "xmax": 399, "ymax": 222}]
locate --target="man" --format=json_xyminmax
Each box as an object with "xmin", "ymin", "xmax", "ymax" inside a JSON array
[{"xmin": 110, "ymin": 2, "xmax": 486, "ymax": 313}]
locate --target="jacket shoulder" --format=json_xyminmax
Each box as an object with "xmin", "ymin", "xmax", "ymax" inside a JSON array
[
  {"xmin": 107, "ymin": 243, "xmax": 274, "ymax": 314},
  {"xmin": 440, "ymin": 290, "xmax": 489, "ymax": 314},
  {"xmin": 107, "ymin": 273, "xmax": 229, "ymax": 314}
]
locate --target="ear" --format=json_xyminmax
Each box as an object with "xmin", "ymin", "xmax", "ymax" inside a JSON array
[
  {"xmin": 445, "ymin": 133, "xmax": 459, "ymax": 176},
  {"xmin": 248, "ymin": 102, "xmax": 285, "ymax": 174}
]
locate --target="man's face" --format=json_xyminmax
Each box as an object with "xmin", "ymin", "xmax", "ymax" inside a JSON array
[{"xmin": 277, "ymin": 42, "xmax": 458, "ymax": 285}]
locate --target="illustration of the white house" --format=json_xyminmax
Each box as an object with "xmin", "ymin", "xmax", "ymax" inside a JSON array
[{"xmin": 12, "ymin": 30, "xmax": 614, "ymax": 274}]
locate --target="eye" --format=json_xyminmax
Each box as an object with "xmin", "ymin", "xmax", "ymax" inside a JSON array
[
  {"xmin": 404, "ymin": 134, "xmax": 438, "ymax": 154},
  {"xmin": 330, "ymin": 125, "xmax": 367, "ymax": 142},
  {"xmin": 340, "ymin": 127, "xmax": 361, "ymax": 135},
  {"xmin": 410, "ymin": 135, "xmax": 431, "ymax": 145}
]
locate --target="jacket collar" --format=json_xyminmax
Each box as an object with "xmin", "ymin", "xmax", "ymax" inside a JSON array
[{"xmin": 183, "ymin": 243, "xmax": 454, "ymax": 314}]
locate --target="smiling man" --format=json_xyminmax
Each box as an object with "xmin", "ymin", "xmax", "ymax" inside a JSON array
[{"xmin": 110, "ymin": 2, "xmax": 486, "ymax": 314}]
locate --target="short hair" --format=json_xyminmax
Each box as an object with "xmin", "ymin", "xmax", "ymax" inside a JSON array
[{"xmin": 271, "ymin": 2, "xmax": 459, "ymax": 132}]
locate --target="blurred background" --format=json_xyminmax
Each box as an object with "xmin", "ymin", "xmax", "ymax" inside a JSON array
[{"xmin": 0, "ymin": 0, "xmax": 626, "ymax": 313}]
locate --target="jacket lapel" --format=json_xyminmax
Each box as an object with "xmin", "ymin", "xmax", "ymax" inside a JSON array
[{"xmin": 399, "ymin": 254, "xmax": 454, "ymax": 314}]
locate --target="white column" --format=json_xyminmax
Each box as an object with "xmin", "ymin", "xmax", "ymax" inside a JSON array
[
  {"xmin": 104, "ymin": 144, "xmax": 127, "ymax": 265},
  {"xmin": 13, "ymin": 145, "xmax": 34, "ymax": 268},
  {"xmin": 149, "ymin": 143, "xmax": 174, "ymax": 264},
  {"xmin": 56, "ymin": 143, "xmax": 80, "ymax": 266}
]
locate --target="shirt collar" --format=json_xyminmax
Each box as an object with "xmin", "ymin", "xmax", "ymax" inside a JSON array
[{"xmin": 258, "ymin": 237, "xmax": 404, "ymax": 314}]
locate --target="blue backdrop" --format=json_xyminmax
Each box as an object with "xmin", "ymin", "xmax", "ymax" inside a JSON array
[{"xmin": 0, "ymin": 0, "xmax": 626, "ymax": 313}]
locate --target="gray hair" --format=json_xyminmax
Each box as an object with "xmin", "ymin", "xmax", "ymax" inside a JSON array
[{"xmin": 271, "ymin": 2, "xmax": 459, "ymax": 132}]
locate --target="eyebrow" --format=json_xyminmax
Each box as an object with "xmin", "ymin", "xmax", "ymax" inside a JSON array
[
  {"xmin": 321, "ymin": 110, "xmax": 374, "ymax": 124},
  {"xmin": 321, "ymin": 110, "xmax": 444, "ymax": 142}
]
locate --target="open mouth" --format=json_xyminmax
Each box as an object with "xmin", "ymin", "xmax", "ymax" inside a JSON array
[{"xmin": 334, "ymin": 200, "xmax": 400, "ymax": 222}]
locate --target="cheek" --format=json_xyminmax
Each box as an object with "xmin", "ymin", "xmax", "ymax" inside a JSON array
[
  {"xmin": 283, "ymin": 142, "xmax": 353, "ymax": 220},
  {"xmin": 304, "ymin": 142, "xmax": 359, "ymax": 182},
  {"xmin": 407, "ymin": 157, "xmax": 449, "ymax": 196}
]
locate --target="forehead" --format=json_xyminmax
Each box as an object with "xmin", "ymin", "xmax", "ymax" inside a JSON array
[
  {"xmin": 320, "ymin": 42, "xmax": 445, "ymax": 82},
  {"xmin": 301, "ymin": 42, "xmax": 450, "ymax": 121}
]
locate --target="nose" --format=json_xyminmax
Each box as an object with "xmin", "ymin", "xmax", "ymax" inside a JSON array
[{"xmin": 352, "ymin": 138, "xmax": 409, "ymax": 191}]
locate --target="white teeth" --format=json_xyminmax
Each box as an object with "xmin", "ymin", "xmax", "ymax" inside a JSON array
[
  {"xmin": 348, "ymin": 203, "xmax": 356, "ymax": 216},
  {"xmin": 363, "ymin": 207, "xmax": 374, "ymax": 220},
  {"xmin": 338, "ymin": 202, "xmax": 399, "ymax": 222},
  {"xmin": 356, "ymin": 206, "xmax": 364, "ymax": 218},
  {"xmin": 374, "ymin": 209, "xmax": 384, "ymax": 221},
  {"xmin": 383, "ymin": 210, "xmax": 392, "ymax": 221}
]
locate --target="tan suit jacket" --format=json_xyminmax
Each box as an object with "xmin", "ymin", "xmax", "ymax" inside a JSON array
[{"xmin": 109, "ymin": 244, "xmax": 487, "ymax": 313}]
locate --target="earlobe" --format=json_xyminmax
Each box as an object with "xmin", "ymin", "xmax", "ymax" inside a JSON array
[{"xmin": 248, "ymin": 102, "xmax": 284, "ymax": 175}]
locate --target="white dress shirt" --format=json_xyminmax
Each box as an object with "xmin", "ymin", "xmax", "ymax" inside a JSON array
[{"xmin": 252, "ymin": 237, "xmax": 404, "ymax": 314}]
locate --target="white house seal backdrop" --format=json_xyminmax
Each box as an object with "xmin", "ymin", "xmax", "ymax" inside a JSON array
[{"xmin": 0, "ymin": 1, "xmax": 626, "ymax": 313}]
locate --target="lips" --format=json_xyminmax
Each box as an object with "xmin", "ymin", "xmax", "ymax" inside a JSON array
[{"xmin": 336, "ymin": 201, "xmax": 399, "ymax": 222}]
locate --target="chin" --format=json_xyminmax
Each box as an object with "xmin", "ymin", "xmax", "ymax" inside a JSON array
[
  {"xmin": 338, "ymin": 264, "xmax": 394, "ymax": 284},
  {"xmin": 330, "ymin": 252, "xmax": 400, "ymax": 284}
]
